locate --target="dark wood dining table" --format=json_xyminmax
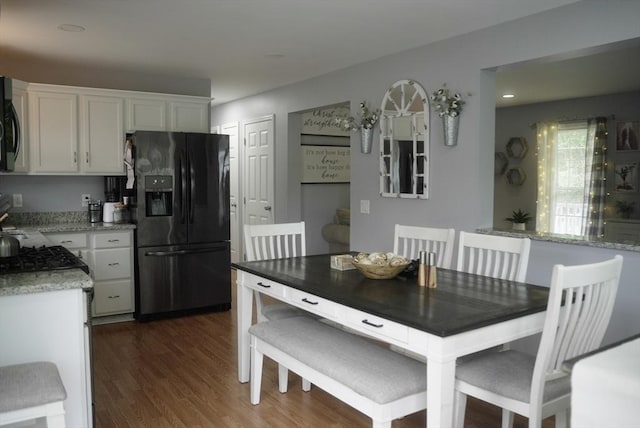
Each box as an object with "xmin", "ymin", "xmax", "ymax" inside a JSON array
[{"xmin": 233, "ymin": 254, "xmax": 549, "ymax": 428}]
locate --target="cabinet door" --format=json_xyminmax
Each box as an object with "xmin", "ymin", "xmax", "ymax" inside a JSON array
[
  {"xmin": 169, "ymin": 100, "xmax": 209, "ymax": 132},
  {"xmin": 12, "ymin": 84, "xmax": 29, "ymax": 172},
  {"xmin": 80, "ymin": 95, "xmax": 125, "ymax": 174},
  {"xmin": 127, "ymin": 98, "xmax": 166, "ymax": 131},
  {"xmin": 29, "ymin": 91, "xmax": 79, "ymax": 172}
]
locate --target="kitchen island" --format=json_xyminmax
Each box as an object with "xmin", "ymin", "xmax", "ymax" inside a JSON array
[{"xmin": 0, "ymin": 266, "xmax": 94, "ymax": 428}]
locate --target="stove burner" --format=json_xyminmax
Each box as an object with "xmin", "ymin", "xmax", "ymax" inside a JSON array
[{"xmin": 0, "ymin": 246, "xmax": 90, "ymax": 275}]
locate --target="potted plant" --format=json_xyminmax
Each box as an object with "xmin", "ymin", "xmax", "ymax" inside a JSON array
[{"xmin": 505, "ymin": 209, "xmax": 532, "ymax": 231}]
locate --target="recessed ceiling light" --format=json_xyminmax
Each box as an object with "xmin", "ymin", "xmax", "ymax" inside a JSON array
[
  {"xmin": 502, "ymin": 94, "xmax": 515, "ymax": 99},
  {"xmin": 58, "ymin": 24, "xmax": 86, "ymax": 32}
]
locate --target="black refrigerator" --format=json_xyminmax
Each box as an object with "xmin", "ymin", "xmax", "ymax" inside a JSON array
[{"xmin": 131, "ymin": 131, "xmax": 230, "ymax": 321}]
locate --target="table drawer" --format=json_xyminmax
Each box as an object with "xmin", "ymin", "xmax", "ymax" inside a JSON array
[
  {"xmin": 92, "ymin": 231, "xmax": 131, "ymax": 249},
  {"xmin": 93, "ymin": 280, "xmax": 133, "ymax": 315},
  {"xmin": 287, "ymin": 288, "xmax": 336, "ymax": 318},
  {"xmin": 46, "ymin": 233, "xmax": 88, "ymax": 249},
  {"xmin": 345, "ymin": 308, "xmax": 409, "ymax": 343},
  {"xmin": 245, "ymin": 276, "xmax": 286, "ymax": 299},
  {"xmin": 92, "ymin": 248, "xmax": 131, "ymax": 280}
]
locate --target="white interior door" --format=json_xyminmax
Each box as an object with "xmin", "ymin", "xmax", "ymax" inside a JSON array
[
  {"xmin": 244, "ymin": 115, "xmax": 274, "ymax": 227},
  {"xmin": 221, "ymin": 122, "xmax": 240, "ymax": 263}
]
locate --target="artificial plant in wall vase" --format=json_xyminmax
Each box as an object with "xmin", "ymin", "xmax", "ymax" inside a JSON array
[
  {"xmin": 337, "ymin": 101, "xmax": 381, "ymax": 154},
  {"xmin": 430, "ymin": 84, "xmax": 471, "ymax": 147}
]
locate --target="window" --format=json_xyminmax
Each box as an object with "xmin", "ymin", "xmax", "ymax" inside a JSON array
[
  {"xmin": 537, "ymin": 120, "xmax": 602, "ymax": 236},
  {"xmin": 552, "ymin": 122, "xmax": 589, "ymax": 235}
]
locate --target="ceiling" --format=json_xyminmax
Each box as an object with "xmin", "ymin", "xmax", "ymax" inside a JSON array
[
  {"xmin": 0, "ymin": 0, "xmax": 583, "ymax": 105},
  {"xmin": 495, "ymin": 40, "xmax": 640, "ymax": 107}
]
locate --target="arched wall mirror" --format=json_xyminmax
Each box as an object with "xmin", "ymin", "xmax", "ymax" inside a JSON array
[{"xmin": 379, "ymin": 79, "xmax": 430, "ymax": 199}]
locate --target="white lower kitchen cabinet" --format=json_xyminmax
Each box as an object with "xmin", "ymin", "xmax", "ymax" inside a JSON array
[
  {"xmin": 46, "ymin": 229, "xmax": 135, "ymax": 318},
  {"xmin": 0, "ymin": 288, "xmax": 93, "ymax": 428}
]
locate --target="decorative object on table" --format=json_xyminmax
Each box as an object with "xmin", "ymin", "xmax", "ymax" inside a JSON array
[
  {"xmin": 505, "ymin": 137, "xmax": 529, "ymax": 159},
  {"xmin": 615, "ymin": 121, "xmax": 639, "ymax": 151},
  {"xmin": 615, "ymin": 200, "xmax": 635, "ymax": 219},
  {"xmin": 506, "ymin": 167, "xmax": 526, "ymax": 186},
  {"xmin": 336, "ymin": 101, "xmax": 381, "ymax": 154},
  {"xmin": 495, "ymin": 152, "xmax": 508, "ymax": 176},
  {"xmin": 351, "ymin": 252, "xmax": 409, "ymax": 279},
  {"xmin": 505, "ymin": 209, "xmax": 532, "ymax": 231},
  {"xmin": 330, "ymin": 254, "xmax": 356, "ymax": 271},
  {"xmin": 614, "ymin": 163, "xmax": 636, "ymax": 192},
  {"xmin": 430, "ymin": 83, "xmax": 471, "ymax": 147}
]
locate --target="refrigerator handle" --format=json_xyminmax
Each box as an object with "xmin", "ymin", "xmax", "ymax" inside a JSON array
[
  {"xmin": 145, "ymin": 246, "xmax": 227, "ymax": 257},
  {"xmin": 189, "ymin": 154, "xmax": 195, "ymax": 224},
  {"xmin": 179, "ymin": 152, "xmax": 187, "ymax": 224}
]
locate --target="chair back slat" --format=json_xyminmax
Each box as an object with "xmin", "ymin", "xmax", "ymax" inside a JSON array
[
  {"xmin": 394, "ymin": 224, "xmax": 455, "ymax": 269},
  {"xmin": 244, "ymin": 222, "xmax": 306, "ymax": 261},
  {"xmin": 457, "ymin": 232, "xmax": 531, "ymax": 282},
  {"xmin": 530, "ymin": 255, "xmax": 623, "ymax": 412}
]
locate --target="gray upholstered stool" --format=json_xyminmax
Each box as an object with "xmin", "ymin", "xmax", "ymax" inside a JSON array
[{"xmin": 0, "ymin": 362, "xmax": 67, "ymax": 428}]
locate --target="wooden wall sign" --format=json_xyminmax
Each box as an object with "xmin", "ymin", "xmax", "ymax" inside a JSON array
[
  {"xmin": 301, "ymin": 105, "xmax": 350, "ymax": 136},
  {"xmin": 301, "ymin": 145, "xmax": 350, "ymax": 183}
]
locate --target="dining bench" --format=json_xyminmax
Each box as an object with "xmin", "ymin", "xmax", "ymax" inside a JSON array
[{"xmin": 249, "ymin": 316, "xmax": 427, "ymax": 428}]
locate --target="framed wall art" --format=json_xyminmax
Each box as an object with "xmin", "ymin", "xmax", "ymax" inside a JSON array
[
  {"xmin": 616, "ymin": 121, "xmax": 639, "ymax": 151},
  {"xmin": 614, "ymin": 163, "xmax": 637, "ymax": 192},
  {"xmin": 301, "ymin": 145, "xmax": 350, "ymax": 183}
]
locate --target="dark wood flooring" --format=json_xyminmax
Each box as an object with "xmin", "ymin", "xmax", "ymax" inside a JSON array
[{"xmin": 92, "ymin": 271, "xmax": 554, "ymax": 427}]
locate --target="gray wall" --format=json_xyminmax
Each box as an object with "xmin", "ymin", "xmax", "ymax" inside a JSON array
[
  {"xmin": 495, "ymin": 90, "xmax": 640, "ymax": 229},
  {"xmin": 211, "ymin": 0, "xmax": 640, "ymax": 349},
  {"xmin": 0, "ymin": 175, "xmax": 104, "ymax": 212}
]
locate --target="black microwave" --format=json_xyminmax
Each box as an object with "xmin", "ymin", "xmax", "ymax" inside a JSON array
[{"xmin": 0, "ymin": 76, "xmax": 21, "ymax": 172}]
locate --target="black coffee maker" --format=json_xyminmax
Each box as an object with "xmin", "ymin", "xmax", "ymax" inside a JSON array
[{"xmin": 104, "ymin": 176, "xmax": 124, "ymax": 202}]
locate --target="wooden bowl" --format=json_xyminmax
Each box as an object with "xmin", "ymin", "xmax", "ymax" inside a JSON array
[{"xmin": 351, "ymin": 261, "xmax": 409, "ymax": 280}]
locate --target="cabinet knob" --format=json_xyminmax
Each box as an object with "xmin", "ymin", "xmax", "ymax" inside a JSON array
[
  {"xmin": 108, "ymin": 295, "xmax": 120, "ymax": 299},
  {"xmin": 86, "ymin": 152, "xmax": 89, "ymax": 164},
  {"xmin": 108, "ymin": 262, "xmax": 120, "ymax": 267}
]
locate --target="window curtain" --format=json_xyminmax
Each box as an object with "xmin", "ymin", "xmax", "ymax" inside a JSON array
[
  {"xmin": 583, "ymin": 117, "xmax": 608, "ymax": 239},
  {"xmin": 535, "ymin": 122, "xmax": 558, "ymax": 233}
]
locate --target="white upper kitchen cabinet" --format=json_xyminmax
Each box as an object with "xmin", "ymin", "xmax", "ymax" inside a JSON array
[
  {"xmin": 126, "ymin": 97, "xmax": 166, "ymax": 132},
  {"xmin": 80, "ymin": 94, "xmax": 125, "ymax": 174},
  {"xmin": 11, "ymin": 79, "xmax": 29, "ymax": 173},
  {"xmin": 28, "ymin": 90, "xmax": 79, "ymax": 173},
  {"xmin": 169, "ymin": 100, "xmax": 209, "ymax": 132}
]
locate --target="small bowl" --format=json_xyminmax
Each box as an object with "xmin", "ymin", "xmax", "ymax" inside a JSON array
[{"xmin": 351, "ymin": 260, "xmax": 409, "ymax": 280}]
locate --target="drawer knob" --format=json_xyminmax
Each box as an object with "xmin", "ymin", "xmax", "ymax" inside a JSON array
[
  {"xmin": 108, "ymin": 295, "xmax": 120, "ymax": 299},
  {"xmin": 60, "ymin": 240, "xmax": 73, "ymax": 244},
  {"xmin": 108, "ymin": 262, "xmax": 120, "ymax": 266},
  {"xmin": 362, "ymin": 319, "xmax": 383, "ymax": 328},
  {"xmin": 301, "ymin": 298, "xmax": 318, "ymax": 305},
  {"xmin": 107, "ymin": 239, "xmax": 120, "ymax": 243}
]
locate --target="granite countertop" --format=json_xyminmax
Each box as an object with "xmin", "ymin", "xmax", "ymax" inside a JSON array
[
  {"xmin": 0, "ymin": 269, "xmax": 93, "ymax": 297},
  {"xmin": 17, "ymin": 221, "xmax": 136, "ymax": 234},
  {"xmin": 476, "ymin": 228, "xmax": 640, "ymax": 253}
]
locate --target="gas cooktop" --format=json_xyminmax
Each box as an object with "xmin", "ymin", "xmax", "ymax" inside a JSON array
[{"xmin": 0, "ymin": 246, "xmax": 90, "ymax": 275}]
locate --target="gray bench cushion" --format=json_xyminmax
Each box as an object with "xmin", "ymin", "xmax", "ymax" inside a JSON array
[
  {"xmin": 250, "ymin": 316, "xmax": 426, "ymax": 404},
  {"xmin": 0, "ymin": 361, "xmax": 67, "ymax": 412}
]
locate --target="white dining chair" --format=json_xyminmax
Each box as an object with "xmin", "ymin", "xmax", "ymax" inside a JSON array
[
  {"xmin": 244, "ymin": 221, "xmax": 307, "ymax": 322},
  {"xmin": 243, "ymin": 221, "xmax": 311, "ymax": 392},
  {"xmin": 393, "ymin": 224, "xmax": 456, "ymax": 269},
  {"xmin": 456, "ymin": 231, "xmax": 531, "ymax": 282},
  {"xmin": 453, "ymin": 255, "xmax": 623, "ymax": 428}
]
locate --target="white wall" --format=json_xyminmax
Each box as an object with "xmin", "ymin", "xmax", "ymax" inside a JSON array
[
  {"xmin": 0, "ymin": 175, "xmax": 104, "ymax": 212},
  {"xmin": 211, "ymin": 1, "xmax": 640, "ymax": 347}
]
